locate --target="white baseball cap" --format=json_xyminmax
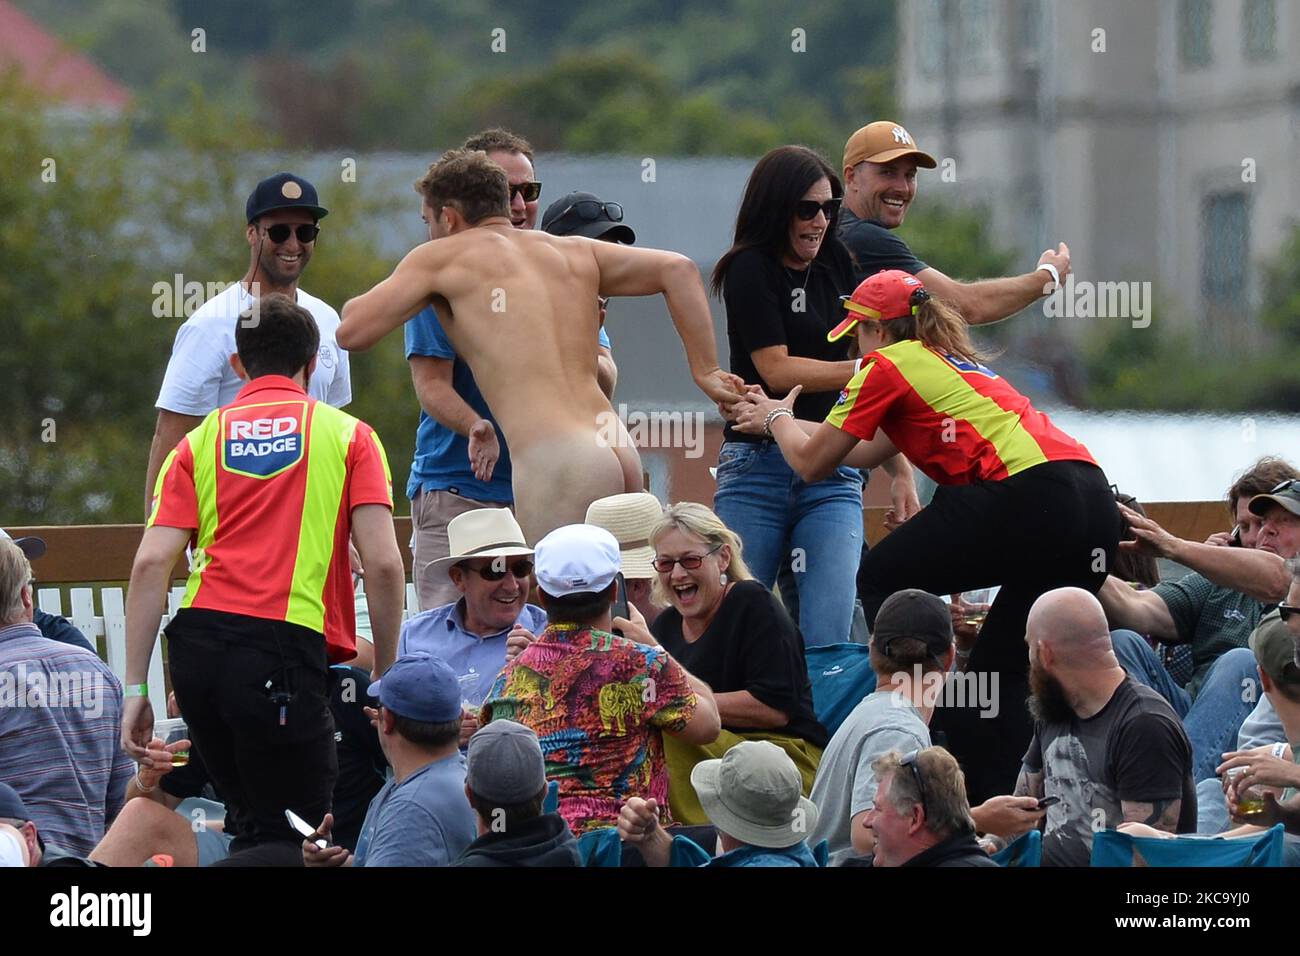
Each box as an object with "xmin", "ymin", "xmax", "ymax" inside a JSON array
[{"xmin": 534, "ymin": 524, "xmax": 621, "ymax": 597}]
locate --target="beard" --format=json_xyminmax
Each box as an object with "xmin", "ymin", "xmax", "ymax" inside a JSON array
[{"xmin": 1028, "ymin": 661, "xmax": 1076, "ymax": 725}]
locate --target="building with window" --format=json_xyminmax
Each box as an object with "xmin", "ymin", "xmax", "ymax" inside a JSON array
[{"xmin": 897, "ymin": 0, "xmax": 1298, "ymax": 338}]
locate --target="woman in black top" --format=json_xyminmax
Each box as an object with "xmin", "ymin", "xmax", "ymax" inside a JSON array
[
  {"xmin": 617, "ymin": 501, "xmax": 827, "ymax": 825},
  {"xmin": 711, "ymin": 145, "xmax": 917, "ymax": 647}
]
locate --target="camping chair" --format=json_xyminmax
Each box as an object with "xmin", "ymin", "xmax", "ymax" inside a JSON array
[{"xmin": 1090, "ymin": 824, "xmax": 1284, "ymax": 867}]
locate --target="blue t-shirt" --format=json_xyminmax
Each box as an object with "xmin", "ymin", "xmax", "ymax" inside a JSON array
[
  {"xmin": 404, "ymin": 307, "xmax": 611, "ymax": 503},
  {"xmin": 398, "ymin": 601, "xmax": 548, "ymax": 707},
  {"xmin": 352, "ymin": 752, "xmax": 477, "ymax": 867}
]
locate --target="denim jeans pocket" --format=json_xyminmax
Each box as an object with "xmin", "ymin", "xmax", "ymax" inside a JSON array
[{"xmin": 715, "ymin": 442, "xmax": 762, "ymax": 483}]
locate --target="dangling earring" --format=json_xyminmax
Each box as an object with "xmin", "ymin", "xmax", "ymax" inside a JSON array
[{"xmin": 719, "ymin": 572, "xmax": 728, "ymax": 586}]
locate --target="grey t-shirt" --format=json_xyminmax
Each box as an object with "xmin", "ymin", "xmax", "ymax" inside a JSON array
[
  {"xmin": 352, "ymin": 752, "xmax": 477, "ymax": 867},
  {"xmin": 809, "ymin": 691, "xmax": 930, "ymax": 866}
]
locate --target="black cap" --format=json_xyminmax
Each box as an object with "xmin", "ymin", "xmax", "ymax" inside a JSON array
[
  {"xmin": 0, "ymin": 782, "xmax": 31, "ymax": 821},
  {"xmin": 541, "ymin": 191, "xmax": 635, "ymax": 243},
  {"xmin": 246, "ymin": 172, "xmax": 329, "ymax": 224},
  {"xmin": 871, "ymin": 589, "xmax": 953, "ymax": 658}
]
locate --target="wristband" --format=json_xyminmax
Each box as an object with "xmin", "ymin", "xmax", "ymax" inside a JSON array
[
  {"xmin": 1036, "ymin": 262, "xmax": 1060, "ymax": 292},
  {"xmin": 1271, "ymin": 742, "xmax": 1289, "ymax": 760},
  {"xmin": 763, "ymin": 407, "xmax": 794, "ymax": 437},
  {"xmin": 134, "ymin": 769, "xmax": 157, "ymax": 794},
  {"xmin": 124, "ymin": 683, "xmax": 149, "ymax": 698}
]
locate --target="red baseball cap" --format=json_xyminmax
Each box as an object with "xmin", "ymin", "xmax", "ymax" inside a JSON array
[{"xmin": 828, "ymin": 269, "xmax": 926, "ymax": 342}]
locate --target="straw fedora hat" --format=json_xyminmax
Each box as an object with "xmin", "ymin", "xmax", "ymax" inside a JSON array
[
  {"xmin": 584, "ymin": 492, "xmax": 663, "ymax": 580},
  {"xmin": 424, "ymin": 509, "xmax": 533, "ymax": 579}
]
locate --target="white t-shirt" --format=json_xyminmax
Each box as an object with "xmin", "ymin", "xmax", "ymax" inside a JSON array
[
  {"xmin": 0, "ymin": 828, "xmax": 25, "ymax": 867},
  {"xmin": 155, "ymin": 282, "xmax": 351, "ymax": 414}
]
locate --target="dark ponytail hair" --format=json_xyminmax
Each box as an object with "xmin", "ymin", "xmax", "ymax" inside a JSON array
[{"xmin": 711, "ymin": 145, "xmax": 843, "ymax": 297}]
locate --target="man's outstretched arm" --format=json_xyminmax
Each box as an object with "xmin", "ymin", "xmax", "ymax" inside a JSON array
[
  {"xmin": 917, "ymin": 243, "xmax": 1070, "ymax": 327},
  {"xmin": 590, "ymin": 242, "xmax": 742, "ymax": 405},
  {"xmin": 1119, "ymin": 503, "xmax": 1290, "ymax": 602},
  {"xmin": 339, "ymin": 246, "xmax": 443, "ymax": 351}
]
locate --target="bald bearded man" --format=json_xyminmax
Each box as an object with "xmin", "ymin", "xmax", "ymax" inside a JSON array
[{"xmin": 338, "ymin": 149, "xmax": 742, "ymax": 543}]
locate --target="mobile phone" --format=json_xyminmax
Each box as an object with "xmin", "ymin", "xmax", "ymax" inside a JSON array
[
  {"xmin": 285, "ymin": 808, "xmax": 328, "ymax": 848},
  {"xmin": 1036, "ymin": 796, "xmax": 1060, "ymax": 809},
  {"xmin": 611, "ymin": 572, "xmax": 629, "ymax": 635},
  {"xmin": 1229, "ymin": 525, "xmax": 1242, "ymax": 547}
]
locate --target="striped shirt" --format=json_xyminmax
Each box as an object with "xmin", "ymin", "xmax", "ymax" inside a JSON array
[
  {"xmin": 0, "ymin": 622, "xmax": 134, "ymax": 856},
  {"xmin": 826, "ymin": 339, "xmax": 1095, "ymax": 485}
]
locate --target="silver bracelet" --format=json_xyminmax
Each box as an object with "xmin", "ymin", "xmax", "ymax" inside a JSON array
[
  {"xmin": 763, "ymin": 406, "xmax": 794, "ymax": 437},
  {"xmin": 134, "ymin": 769, "xmax": 157, "ymax": 794}
]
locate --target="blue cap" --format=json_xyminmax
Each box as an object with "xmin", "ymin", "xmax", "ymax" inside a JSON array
[
  {"xmin": 245, "ymin": 172, "xmax": 329, "ymax": 224},
  {"xmin": 0, "ymin": 783, "xmax": 31, "ymax": 820},
  {"xmin": 368, "ymin": 653, "xmax": 462, "ymax": 723}
]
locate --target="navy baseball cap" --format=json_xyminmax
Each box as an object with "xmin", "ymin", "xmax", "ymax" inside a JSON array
[
  {"xmin": 0, "ymin": 530, "xmax": 45, "ymax": 561},
  {"xmin": 0, "ymin": 783, "xmax": 31, "ymax": 821},
  {"xmin": 542, "ymin": 191, "xmax": 635, "ymax": 243},
  {"xmin": 369, "ymin": 653, "xmax": 461, "ymax": 723},
  {"xmin": 245, "ymin": 172, "xmax": 329, "ymax": 224}
]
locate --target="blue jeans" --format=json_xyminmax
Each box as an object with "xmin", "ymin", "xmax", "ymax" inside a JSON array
[
  {"xmin": 1111, "ymin": 630, "xmax": 1260, "ymax": 781},
  {"xmin": 713, "ymin": 441, "xmax": 863, "ymax": 647}
]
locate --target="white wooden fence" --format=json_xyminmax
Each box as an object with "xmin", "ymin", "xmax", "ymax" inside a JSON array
[{"xmin": 36, "ymin": 583, "xmax": 424, "ymax": 716}]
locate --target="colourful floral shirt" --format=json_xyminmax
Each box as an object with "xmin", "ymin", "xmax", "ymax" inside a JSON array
[{"xmin": 482, "ymin": 623, "xmax": 696, "ymax": 835}]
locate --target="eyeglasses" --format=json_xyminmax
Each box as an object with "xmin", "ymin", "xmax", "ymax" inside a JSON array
[
  {"xmin": 794, "ymin": 198, "xmax": 841, "ymax": 222},
  {"xmin": 899, "ymin": 750, "xmax": 929, "ymax": 816},
  {"xmin": 509, "ymin": 182, "xmax": 543, "ymax": 203},
  {"xmin": 1278, "ymin": 604, "xmax": 1300, "ymax": 622},
  {"xmin": 1270, "ymin": 479, "xmax": 1300, "ymax": 495},
  {"xmin": 558, "ymin": 199, "xmax": 623, "ymax": 223},
  {"xmin": 261, "ymin": 223, "xmax": 320, "ymax": 244},
  {"xmin": 463, "ymin": 558, "xmax": 534, "ymax": 582},
  {"xmin": 652, "ymin": 544, "xmax": 722, "ymax": 573}
]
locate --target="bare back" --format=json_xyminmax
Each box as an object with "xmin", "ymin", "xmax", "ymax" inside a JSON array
[
  {"xmin": 422, "ymin": 227, "xmax": 612, "ymax": 434},
  {"xmin": 410, "ymin": 227, "xmax": 634, "ymax": 541}
]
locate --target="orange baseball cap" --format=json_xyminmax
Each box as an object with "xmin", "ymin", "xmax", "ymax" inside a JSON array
[
  {"xmin": 828, "ymin": 269, "xmax": 927, "ymax": 342},
  {"xmin": 842, "ymin": 121, "xmax": 937, "ymax": 171}
]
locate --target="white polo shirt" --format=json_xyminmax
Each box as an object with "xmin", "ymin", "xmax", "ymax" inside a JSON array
[{"xmin": 155, "ymin": 281, "xmax": 351, "ymax": 414}]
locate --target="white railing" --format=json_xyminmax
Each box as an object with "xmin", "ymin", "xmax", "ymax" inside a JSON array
[{"xmin": 36, "ymin": 582, "xmax": 425, "ymax": 716}]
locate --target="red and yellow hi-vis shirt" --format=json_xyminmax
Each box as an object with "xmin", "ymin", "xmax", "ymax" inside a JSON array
[
  {"xmin": 826, "ymin": 339, "xmax": 1095, "ymax": 485},
  {"xmin": 148, "ymin": 375, "xmax": 393, "ymax": 662}
]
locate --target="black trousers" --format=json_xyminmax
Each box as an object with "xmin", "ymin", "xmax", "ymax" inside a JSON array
[
  {"xmin": 857, "ymin": 460, "xmax": 1121, "ymax": 803},
  {"xmin": 166, "ymin": 609, "xmax": 338, "ymax": 861}
]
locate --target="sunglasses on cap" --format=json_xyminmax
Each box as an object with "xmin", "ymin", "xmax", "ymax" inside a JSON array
[
  {"xmin": 652, "ymin": 543, "xmax": 722, "ymax": 573},
  {"xmin": 899, "ymin": 750, "xmax": 929, "ymax": 816},
  {"xmin": 558, "ymin": 199, "xmax": 624, "ymax": 223},
  {"xmin": 509, "ymin": 182, "xmax": 543, "ymax": 202},
  {"xmin": 261, "ymin": 223, "xmax": 320, "ymax": 244},
  {"xmin": 1269, "ymin": 479, "xmax": 1300, "ymax": 495},
  {"xmin": 462, "ymin": 558, "xmax": 534, "ymax": 582},
  {"xmin": 794, "ymin": 198, "xmax": 841, "ymax": 222}
]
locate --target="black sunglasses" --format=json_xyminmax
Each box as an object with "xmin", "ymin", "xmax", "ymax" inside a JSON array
[
  {"xmin": 1270, "ymin": 479, "xmax": 1300, "ymax": 495},
  {"xmin": 509, "ymin": 181, "xmax": 543, "ymax": 202},
  {"xmin": 899, "ymin": 750, "xmax": 929, "ymax": 816},
  {"xmin": 1278, "ymin": 604, "xmax": 1300, "ymax": 623},
  {"xmin": 794, "ymin": 198, "xmax": 841, "ymax": 222},
  {"xmin": 463, "ymin": 558, "xmax": 534, "ymax": 582},
  {"xmin": 559, "ymin": 199, "xmax": 624, "ymax": 223},
  {"xmin": 262, "ymin": 223, "xmax": 319, "ymax": 244},
  {"xmin": 652, "ymin": 544, "xmax": 722, "ymax": 573}
]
